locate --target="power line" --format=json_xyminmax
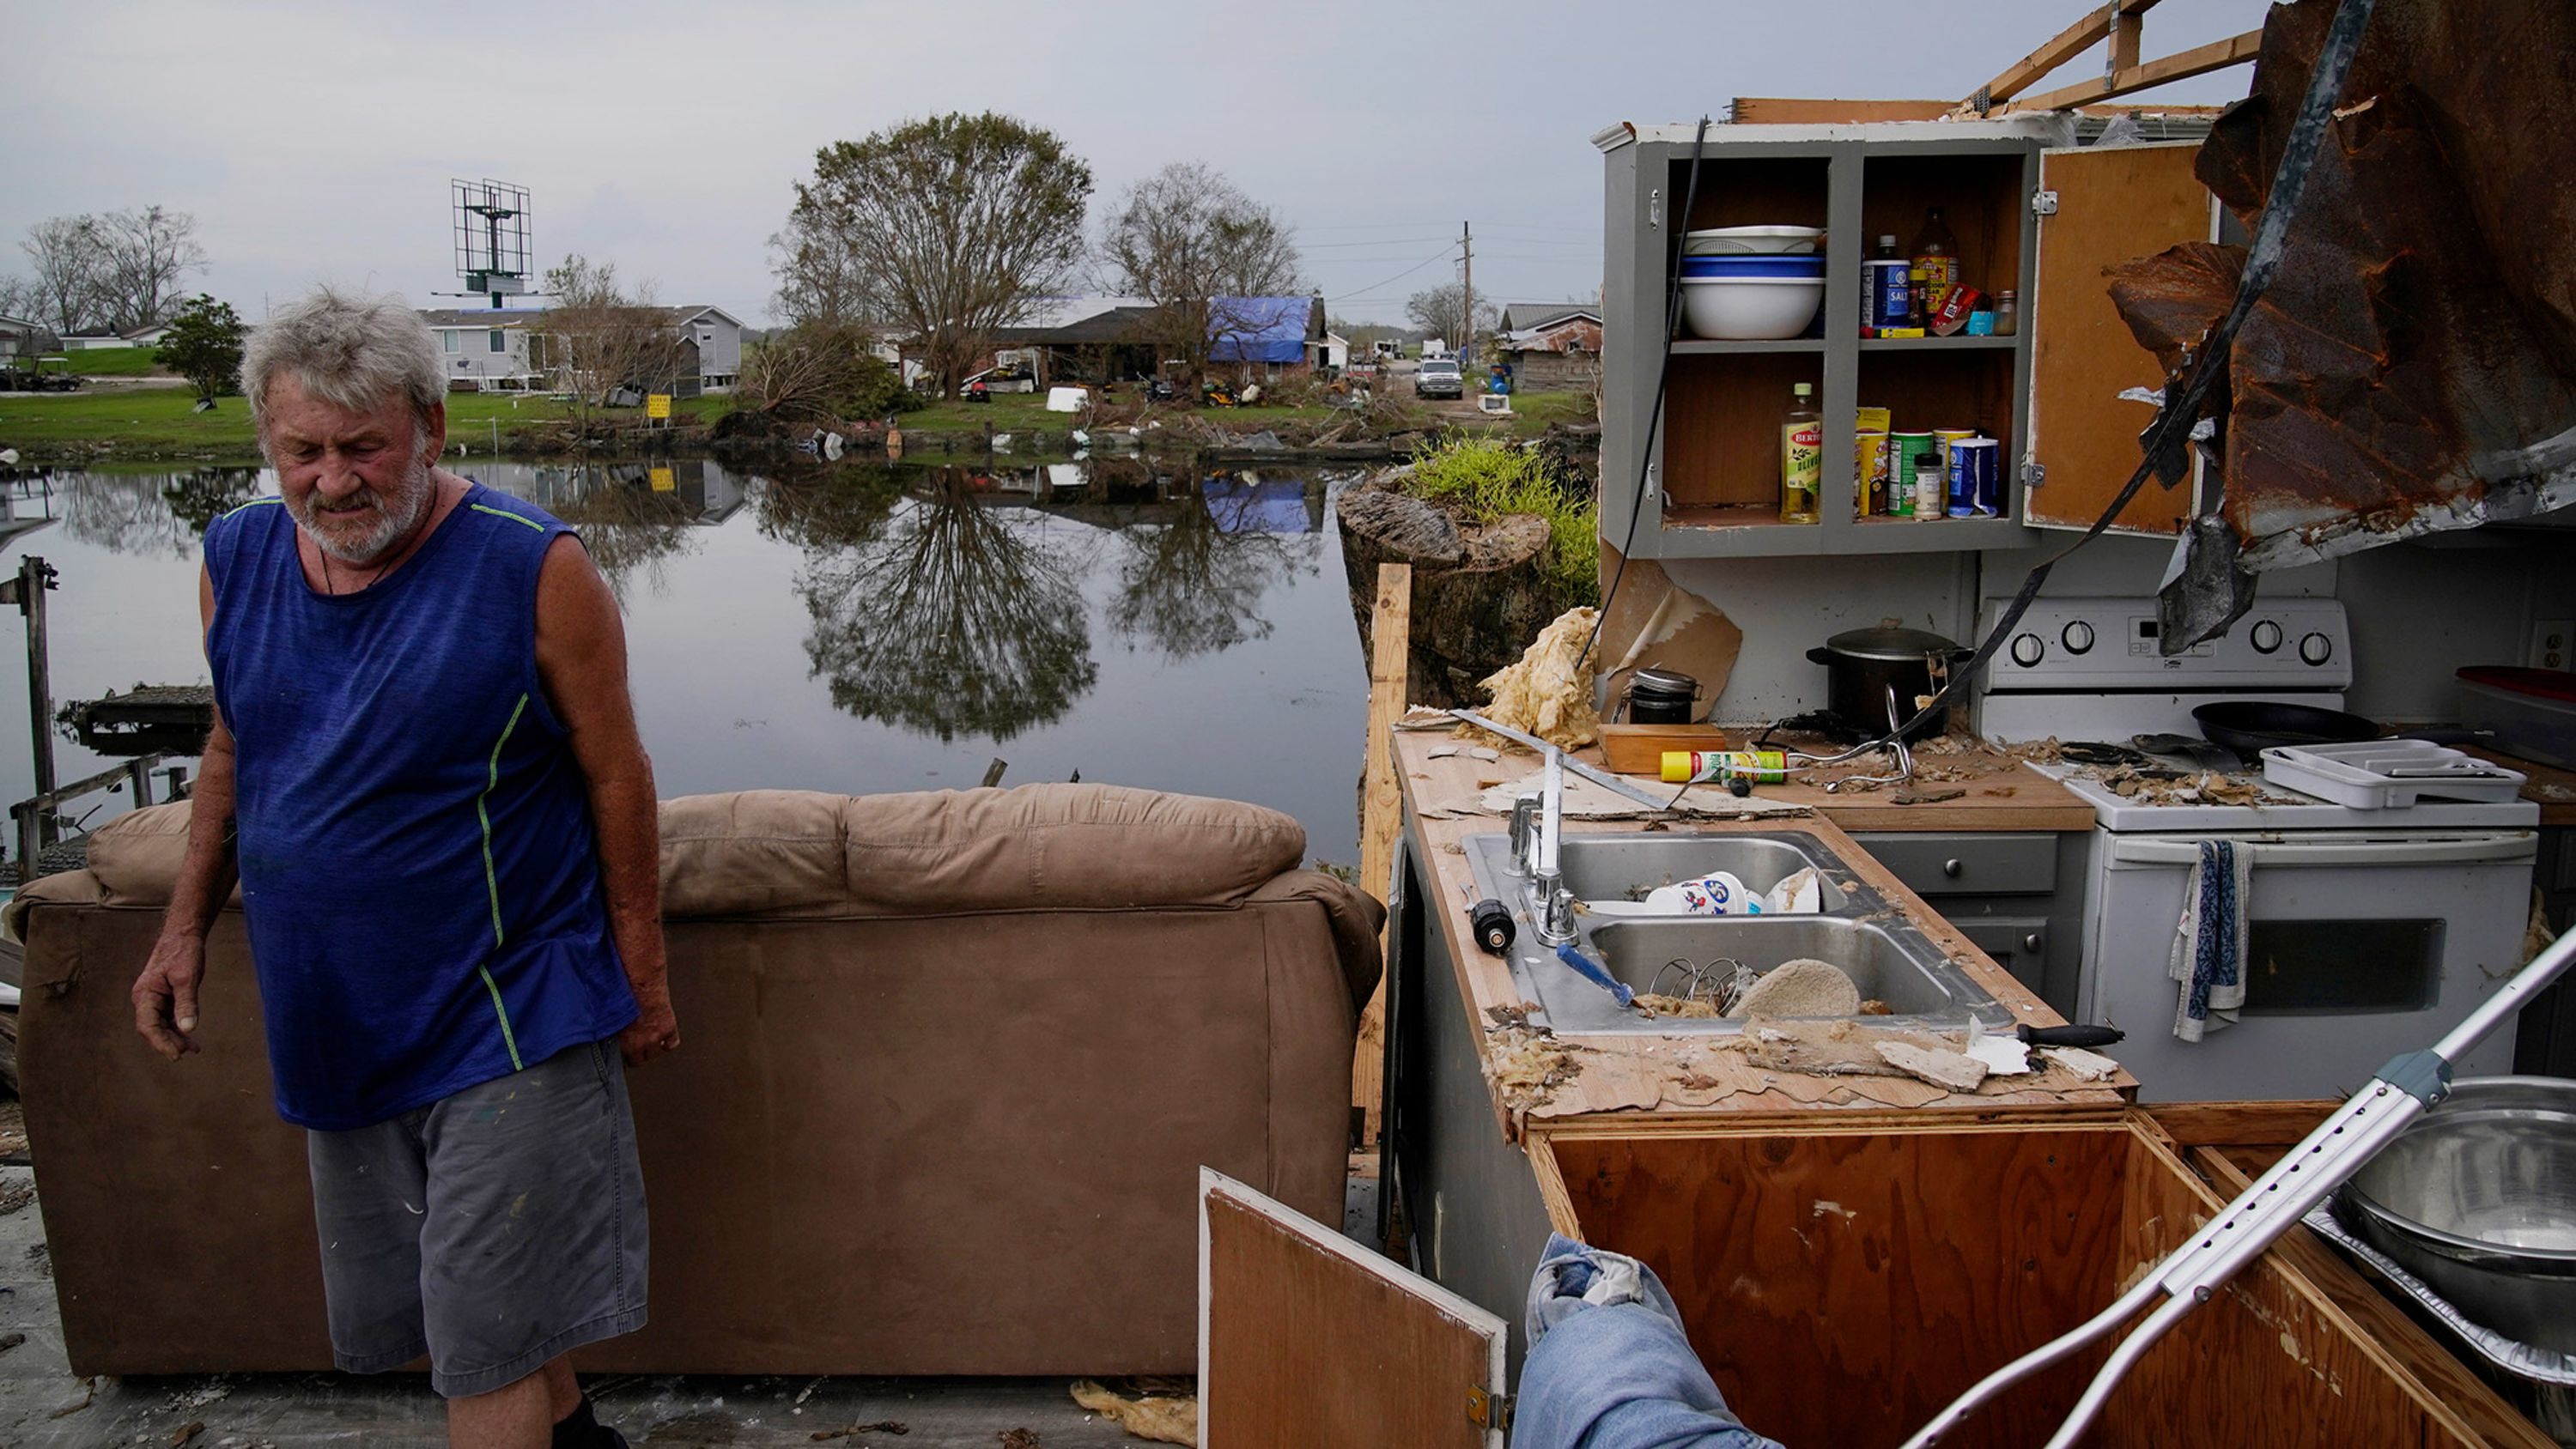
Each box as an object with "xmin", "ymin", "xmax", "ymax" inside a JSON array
[{"xmin": 1325, "ymin": 244, "xmax": 1460, "ymax": 302}]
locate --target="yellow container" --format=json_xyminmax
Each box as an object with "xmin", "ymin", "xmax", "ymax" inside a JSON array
[
  {"xmin": 1855, "ymin": 431, "xmax": 1890, "ymax": 517},
  {"xmin": 1662, "ymin": 749, "xmax": 1789, "ymax": 785}
]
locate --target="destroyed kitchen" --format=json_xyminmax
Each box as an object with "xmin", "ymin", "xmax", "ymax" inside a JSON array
[{"xmin": 2, "ymin": 1, "xmax": 2575, "ymax": 1446}]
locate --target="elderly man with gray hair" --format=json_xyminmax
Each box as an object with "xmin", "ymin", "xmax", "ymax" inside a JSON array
[{"xmin": 128, "ymin": 285, "xmax": 677, "ymax": 1448}]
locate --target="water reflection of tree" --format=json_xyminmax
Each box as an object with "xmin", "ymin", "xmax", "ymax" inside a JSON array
[
  {"xmin": 522, "ymin": 463, "xmax": 698, "ymax": 601},
  {"xmin": 752, "ymin": 462, "xmax": 905, "ymax": 549},
  {"xmin": 1111, "ymin": 477, "xmax": 1314, "ymax": 659},
  {"xmin": 61, "ymin": 468, "xmax": 261, "ymax": 556},
  {"xmin": 795, "ymin": 474, "xmax": 1097, "ymax": 743}
]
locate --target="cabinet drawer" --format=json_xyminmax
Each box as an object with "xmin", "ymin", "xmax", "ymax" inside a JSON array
[
  {"xmin": 1856, "ymin": 832, "xmax": 2058, "ymax": 897},
  {"xmin": 1953, "ymin": 916, "xmax": 2051, "ymax": 996}
]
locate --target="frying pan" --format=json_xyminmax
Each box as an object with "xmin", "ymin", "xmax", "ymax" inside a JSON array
[{"xmin": 2191, "ymin": 700, "xmax": 2380, "ymax": 764}]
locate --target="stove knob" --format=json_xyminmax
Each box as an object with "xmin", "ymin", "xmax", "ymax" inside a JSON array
[
  {"xmin": 2061, "ymin": 621, "xmax": 2095, "ymax": 655},
  {"xmin": 2010, "ymin": 633, "xmax": 2046, "ymax": 667},
  {"xmin": 2251, "ymin": 620, "xmax": 2283, "ymax": 653},
  {"xmin": 2298, "ymin": 631, "xmax": 2333, "ymax": 666}
]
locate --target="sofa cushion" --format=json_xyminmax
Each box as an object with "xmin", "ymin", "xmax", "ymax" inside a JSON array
[
  {"xmin": 39, "ymin": 785, "xmax": 1311, "ymax": 922},
  {"xmin": 838, "ymin": 784, "xmax": 1305, "ymax": 916}
]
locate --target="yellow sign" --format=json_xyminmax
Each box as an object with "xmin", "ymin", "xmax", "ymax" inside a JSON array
[
  {"xmin": 645, "ymin": 393, "xmax": 672, "ymax": 420},
  {"xmin": 648, "ymin": 466, "xmax": 676, "ymax": 493}
]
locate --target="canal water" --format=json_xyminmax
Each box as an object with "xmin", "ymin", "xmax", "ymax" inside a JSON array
[{"xmin": 0, "ymin": 455, "xmax": 1373, "ymax": 865}]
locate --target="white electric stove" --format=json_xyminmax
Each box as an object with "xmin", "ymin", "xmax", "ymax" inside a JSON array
[{"xmin": 1975, "ymin": 597, "xmax": 2538, "ymax": 1101}]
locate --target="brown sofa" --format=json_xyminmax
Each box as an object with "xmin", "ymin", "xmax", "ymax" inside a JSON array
[{"xmin": 4, "ymin": 784, "xmax": 1381, "ymax": 1379}]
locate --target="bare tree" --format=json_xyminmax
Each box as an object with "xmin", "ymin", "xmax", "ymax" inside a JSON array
[
  {"xmin": 21, "ymin": 216, "xmax": 106, "ymax": 332},
  {"xmin": 88, "ymin": 206, "xmax": 205, "ymax": 330},
  {"xmin": 1098, "ymin": 161, "xmax": 1306, "ymax": 388},
  {"xmin": 0, "ymin": 275, "xmax": 43, "ymax": 324},
  {"xmin": 767, "ymin": 209, "xmax": 875, "ymax": 330},
  {"xmin": 538, "ymin": 254, "xmax": 690, "ymax": 426},
  {"xmin": 785, "ymin": 112, "xmax": 1092, "ymax": 397},
  {"xmin": 1405, "ymin": 282, "xmax": 1496, "ymax": 354}
]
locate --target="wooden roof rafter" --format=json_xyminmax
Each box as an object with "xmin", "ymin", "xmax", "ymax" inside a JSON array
[{"xmin": 1959, "ymin": 0, "xmax": 2263, "ymax": 117}]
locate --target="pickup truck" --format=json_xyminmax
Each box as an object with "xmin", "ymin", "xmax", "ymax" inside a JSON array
[{"xmin": 1413, "ymin": 358, "xmax": 1463, "ymax": 399}]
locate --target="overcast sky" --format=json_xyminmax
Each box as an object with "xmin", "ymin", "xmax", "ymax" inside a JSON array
[{"xmin": 3, "ymin": 0, "xmax": 2273, "ymax": 329}]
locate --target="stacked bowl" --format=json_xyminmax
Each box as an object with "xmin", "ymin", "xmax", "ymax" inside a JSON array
[{"xmin": 1680, "ymin": 248, "xmax": 1826, "ymax": 340}]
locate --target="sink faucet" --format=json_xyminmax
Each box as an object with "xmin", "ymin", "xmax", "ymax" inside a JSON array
[{"xmin": 1509, "ymin": 749, "xmax": 1577, "ymax": 945}]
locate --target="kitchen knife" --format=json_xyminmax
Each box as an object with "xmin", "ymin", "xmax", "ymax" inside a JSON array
[{"xmin": 2017, "ymin": 1023, "xmax": 2125, "ymax": 1049}]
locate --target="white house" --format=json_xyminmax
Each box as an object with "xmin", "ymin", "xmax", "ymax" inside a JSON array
[
  {"xmin": 419, "ymin": 308, "xmax": 545, "ymax": 391},
  {"xmin": 1310, "ymin": 331, "xmax": 1350, "ymax": 372},
  {"xmin": 61, "ymin": 335, "xmax": 131, "ymax": 352},
  {"xmin": 416, "ymin": 305, "xmax": 742, "ymax": 394},
  {"xmin": 0, "ymin": 315, "xmax": 59, "ymax": 361},
  {"xmin": 118, "ymin": 322, "xmax": 174, "ymax": 348}
]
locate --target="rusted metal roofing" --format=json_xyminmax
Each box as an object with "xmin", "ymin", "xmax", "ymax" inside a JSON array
[{"xmin": 2111, "ymin": 0, "xmax": 2576, "ymax": 601}]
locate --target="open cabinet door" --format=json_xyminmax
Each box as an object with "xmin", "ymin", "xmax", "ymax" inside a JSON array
[
  {"xmin": 2025, "ymin": 141, "xmax": 2219, "ymax": 533},
  {"xmin": 1200, "ymin": 1168, "xmax": 1508, "ymax": 1449}
]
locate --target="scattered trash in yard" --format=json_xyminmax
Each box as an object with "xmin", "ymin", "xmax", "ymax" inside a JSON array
[
  {"xmin": 999, "ymin": 1431, "xmax": 1042, "ymax": 1449},
  {"xmin": 810, "ymin": 1422, "xmax": 908, "ymax": 1441},
  {"xmin": 1069, "ymin": 1379, "xmax": 1195, "ymax": 1445},
  {"xmin": 169, "ymin": 1420, "xmax": 206, "ymax": 1446}
]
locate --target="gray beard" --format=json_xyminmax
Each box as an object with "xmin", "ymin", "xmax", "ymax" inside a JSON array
[{"xmin": 289, "ymin": 460, "xmax": 434, "ymax": 565}]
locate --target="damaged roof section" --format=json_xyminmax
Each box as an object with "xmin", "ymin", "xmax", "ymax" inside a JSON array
[{"xmin": 2109, "ymin": 0, "xmax": 2576, "ymax": 626}]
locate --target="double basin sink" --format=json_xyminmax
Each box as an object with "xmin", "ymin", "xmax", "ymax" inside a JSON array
[{"xmin": 1461, "ymin": 829, "xmax": 2008, "ymax": 1036}]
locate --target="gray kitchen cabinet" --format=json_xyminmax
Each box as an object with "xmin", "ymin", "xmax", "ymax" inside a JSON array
[
  {"xmin": 1850, "ymin": 830, "xmax": 2088, "ymax": 1019},
  {"xmin": 2513, "ymin": 825, "xmax": 2576, "ymax": 1076},
  {"xmin": 1595, "ymin": 118, "xmax": 2220, "ymax": 557}
]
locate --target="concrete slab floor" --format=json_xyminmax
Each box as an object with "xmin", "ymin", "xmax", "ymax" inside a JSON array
[{"xmin": 0, "ymin": 1153, "xmax": 1170, "ymax": 1447}]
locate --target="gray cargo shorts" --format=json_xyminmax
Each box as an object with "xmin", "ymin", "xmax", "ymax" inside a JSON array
[{"xmin": 306, "ymin": 1037, "xmax": 649, "ymax": 1398}]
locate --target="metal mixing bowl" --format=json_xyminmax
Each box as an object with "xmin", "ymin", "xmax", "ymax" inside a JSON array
[{"xmin": 2338, "ymin": 1076, "xmax": 2576, "ymax": 1353}]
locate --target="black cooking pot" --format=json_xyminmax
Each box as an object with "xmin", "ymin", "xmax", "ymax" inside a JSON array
[
  {"xmin": 1807, "ymin": 626, "xmax": 1973, "ymax": 740},
  {"xmin": 2191, "ymin": 700, "xmax": 2381, "ymax": 763}
]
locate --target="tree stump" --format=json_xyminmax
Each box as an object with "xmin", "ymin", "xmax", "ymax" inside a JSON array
[{"xmin": 1336, "ymin": 482, "xmax": 1559, "ymax": 707}]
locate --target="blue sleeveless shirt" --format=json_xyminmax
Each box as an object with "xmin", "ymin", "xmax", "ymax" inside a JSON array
[{"xmin": 204, "ymin": 482, "xmax": 638, "ymax": 1130}]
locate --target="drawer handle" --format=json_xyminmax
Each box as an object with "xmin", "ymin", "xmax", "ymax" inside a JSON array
[
  {"xmin": 1942, "ymin": 858, "xmax": 1963, "ymax": 878},
  {"xmin": 2024, "ymin": 933, "xmax": 2043, "ymax": 954}
]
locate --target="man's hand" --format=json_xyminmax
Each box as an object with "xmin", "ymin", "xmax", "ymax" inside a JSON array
[
  {"xmin": 133, "ymin": 931, "xmax": 207, "ymax": 1060},
  {"xmin": 617, "ymin": 985, "xmax": 679, "ymax": 1068}
]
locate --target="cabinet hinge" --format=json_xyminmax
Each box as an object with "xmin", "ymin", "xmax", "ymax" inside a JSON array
[
  {"xmin": 2023, "ymin": 462, "xmax": 2048, "ymax": 488},
  {"xmin": 2032, "ymin": 189, "xmax": 2060, "ymax": 216},
  {"xmin": 1467, "ymin": 1386, "xmax": 1515, "ymax": 1430},
  {"xmin": 1649, "ymin": 188, "xmax": 1662, "ymax": 231}
]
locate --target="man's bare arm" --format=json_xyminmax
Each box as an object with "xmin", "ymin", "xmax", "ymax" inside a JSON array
[
  {"xmin": 133, "ymin": 564, "xmax": 239, "ymax": 1060},
  {"xmin": 533, "ymin": 533, "xmax": 676, "ymax": 1065}
]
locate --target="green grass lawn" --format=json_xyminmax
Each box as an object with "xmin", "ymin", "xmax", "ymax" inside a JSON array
[
  {"xmin": 55, "ymin": 347, "xmax": 169, "ymax": 378},
  {"xmin": 0, "ymin": 386, "xmax": 726, "ymax": 457}
]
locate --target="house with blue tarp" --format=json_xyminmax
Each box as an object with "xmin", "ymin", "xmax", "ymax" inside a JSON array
[{"xmin": 1206, "ymin": 296, "xmax": 1327, "ymax": 378}]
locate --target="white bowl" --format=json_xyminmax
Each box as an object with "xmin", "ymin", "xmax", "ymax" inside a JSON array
[
  {"xmin": 1680, "ymin": 276, "xmax": 1825, "ymax": 340},
  {"xmin": 1684, "ymin": 225, "xmax": 1824, "ymax": 256}
]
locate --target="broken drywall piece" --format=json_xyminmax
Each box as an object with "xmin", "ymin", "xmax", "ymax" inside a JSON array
[
  {"xmin": 2038, "ymin": 1046, "xmax": 2120, "ymax": 1082},
  {"xmin": 1875, "ymin": 1040, "xmax": 1990, "ymax": 1093},
  {"xmin": 1596, "ymin": 549, "xmax": 1744, "ymax": 720}
]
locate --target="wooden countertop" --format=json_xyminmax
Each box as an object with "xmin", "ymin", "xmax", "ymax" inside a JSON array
[
  {"xmin": 1724, "ymin": 731, "xmax": 2095, "ymax": 833},
  {"xmin": 2467, "ymin": 744, "xmax": 2576, "ymax": 828},
  {"xmin": 1395, "ymin": 727, "xmax": 2133, "ymax": 1135}
]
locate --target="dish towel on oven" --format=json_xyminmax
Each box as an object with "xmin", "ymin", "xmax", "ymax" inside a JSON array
[{"xmin": 2169, "ymin": 838, "xmax": 2250, "ymax": 1041}]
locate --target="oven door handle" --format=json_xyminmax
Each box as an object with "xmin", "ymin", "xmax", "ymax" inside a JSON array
[{"xmin": 2109, "ymin": 833, "xmax": 2536, "ymax": 868}]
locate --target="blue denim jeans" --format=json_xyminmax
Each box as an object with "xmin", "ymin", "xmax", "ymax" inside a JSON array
[{"xmin": 1515, "ymin": 1234, "xmax": 1786, "ymax": 1449}]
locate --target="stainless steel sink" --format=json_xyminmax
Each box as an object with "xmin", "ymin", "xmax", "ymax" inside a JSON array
[
  {"xmin": 1461, "ymin": 830, "xmax": 2008, "ymax": 1036},
  {"xmin": 1549, "ymin": 831, "xmax": 1856, "ymax": 912}
]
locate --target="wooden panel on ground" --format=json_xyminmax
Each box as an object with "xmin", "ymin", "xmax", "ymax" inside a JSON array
[
  {"xmin": 1352, "ymin": 563, "xmax": 1412, "ymax": 1146},
  {"xmin": 1200, "ymin": 1169, "xmax": 1504, "ymax": 1449},
  {"xmin": 2026, "ymin": 141, "xmax": 2214, "ymax": 532}
]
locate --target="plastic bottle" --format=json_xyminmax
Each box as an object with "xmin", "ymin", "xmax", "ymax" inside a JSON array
[
  {"xmin": 1780, "ymin": 382, "xmax": 1821, "ymax": 524},
  {"xmin": 1912, "ymin": 206, "xmax": 1959, "ymax": 303},
  {"xmin": 1911, "ymin": 451, "xmax": 1945, "ymax": 521},
  {"xmin": 1993, "ymin": 288, "xmax": 2019, "ymax": 336}
]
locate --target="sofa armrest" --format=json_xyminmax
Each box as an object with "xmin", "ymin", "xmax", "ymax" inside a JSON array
[{"xmin": 1248, "ymin": 870, "xmax": 1386, "ymax": 1015}]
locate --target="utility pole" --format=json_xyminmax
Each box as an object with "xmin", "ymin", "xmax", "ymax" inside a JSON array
[{"xmin": 1460, "ymin": 221, "xmax": 1474, "ymax": 367}]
